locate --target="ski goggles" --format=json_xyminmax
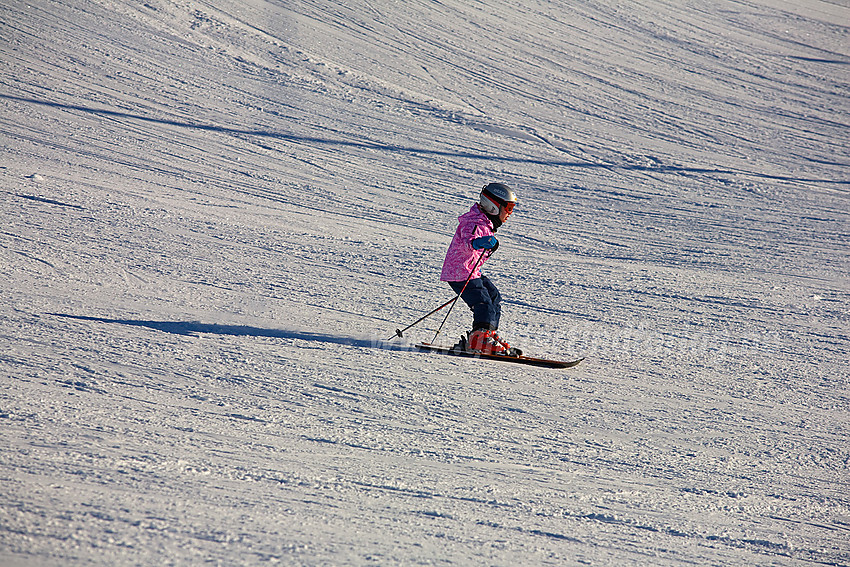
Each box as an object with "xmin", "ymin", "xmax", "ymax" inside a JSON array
[{"xmin": 502, "ymin": 201, "xmax": 516, "ymax": 213}]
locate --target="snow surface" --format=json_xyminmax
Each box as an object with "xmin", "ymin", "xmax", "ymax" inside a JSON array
[{"xmin": 1, "ymin": 0, "xmax": 849, "ymax": 564}]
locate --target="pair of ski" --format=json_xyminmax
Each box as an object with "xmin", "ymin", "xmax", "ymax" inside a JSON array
[
  {"xmin": 394, "ymin": 280, "xmax": 582, "ymax": 369},
  {"xmin": 416, "ymin": 342, "xmax": 583, "ymax": 369}
]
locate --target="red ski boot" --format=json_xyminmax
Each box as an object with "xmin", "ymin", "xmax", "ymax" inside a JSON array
[{"xmin": 468, "ymin": 330, "xmax": 511, "ymax": 355}]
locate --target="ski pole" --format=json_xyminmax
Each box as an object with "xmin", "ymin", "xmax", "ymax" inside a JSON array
[
  {"xmin": 389, "ymin": 296, "xmax": 459, "ymax": 340},
  {"xmin": 430, "ymin": 248, "xmax": 488, "ymax": 344}
]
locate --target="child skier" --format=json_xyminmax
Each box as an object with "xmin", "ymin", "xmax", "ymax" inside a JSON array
[{"xmin": 441, "ymin": 182, "xmax": 518, "ymax": 354}]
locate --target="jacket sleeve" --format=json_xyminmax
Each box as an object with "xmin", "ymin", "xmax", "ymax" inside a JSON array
[
  {"xmin": 456, "ymin": 221, "xmax": 477, "ymax": 251},
  {"xmin": 470, "ymin": 221, "xmax": 494, "ymax": 246}
]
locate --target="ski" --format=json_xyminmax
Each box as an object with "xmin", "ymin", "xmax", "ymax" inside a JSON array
[{"xmin": 416, "ymin": 342, "xmax": 583, "ymax": 369}]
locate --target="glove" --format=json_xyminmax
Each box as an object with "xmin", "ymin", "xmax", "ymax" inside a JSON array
[{"xmin": 472, "ymin": 235, "xmax": 499, "ymax": 251}]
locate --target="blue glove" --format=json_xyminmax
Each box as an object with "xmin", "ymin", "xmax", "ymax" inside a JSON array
[{"xmin": 472, "ymin": 235, "xmax": 499, "ymax": 251}]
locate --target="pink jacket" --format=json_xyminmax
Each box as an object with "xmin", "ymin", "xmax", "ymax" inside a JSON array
[{"xmin": 440, "ymin": 204, "xmax": 495, "ymax": 281}]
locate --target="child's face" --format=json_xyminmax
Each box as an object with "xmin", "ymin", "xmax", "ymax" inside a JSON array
[{"xmin": 499, "ymin": 202, "xmax": 515, "ymax": 223}]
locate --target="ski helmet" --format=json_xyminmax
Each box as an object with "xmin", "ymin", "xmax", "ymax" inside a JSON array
[{"xmin": 479, "ymin": 182, "xmax": 518, "ymax": 216}]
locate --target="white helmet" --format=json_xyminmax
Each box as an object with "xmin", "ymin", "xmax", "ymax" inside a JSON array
[{"xmin": 479, "ymin": 182, "xmax": 518, "ymax": 216}]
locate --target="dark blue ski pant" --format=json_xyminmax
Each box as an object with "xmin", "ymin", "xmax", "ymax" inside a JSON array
[{"xmin": 448, "ymin": 275, "xmax": 501, "ymax": 331}]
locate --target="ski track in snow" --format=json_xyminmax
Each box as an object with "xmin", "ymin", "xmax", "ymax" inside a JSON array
[{"xmin": 1, "ymin": 0, "xmax": 848, "ymax": 565}]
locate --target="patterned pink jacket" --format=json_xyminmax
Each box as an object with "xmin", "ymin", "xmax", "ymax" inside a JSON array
[{"xmin": 440, "ymin": 204, "xmax": 494, "ymax": 282}]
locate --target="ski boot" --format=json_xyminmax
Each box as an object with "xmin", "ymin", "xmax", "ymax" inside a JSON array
[{"xmin": 467, "ymin": 330, "xmax": 522, "ymax": 356}]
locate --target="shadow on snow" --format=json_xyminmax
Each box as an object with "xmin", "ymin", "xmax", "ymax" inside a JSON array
[{"xmin": 50, "ymin": 313, "xmax": 390, "ymax": 350}]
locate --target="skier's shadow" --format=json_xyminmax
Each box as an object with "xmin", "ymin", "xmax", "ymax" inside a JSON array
[{"xmin": 50, "ymin": 313, "xmax": 381, "ymax": 349}]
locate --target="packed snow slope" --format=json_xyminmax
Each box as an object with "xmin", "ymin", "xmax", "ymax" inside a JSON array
[{"xmin": 2, "ymin": 0, "xmax": 848, "ymax": 565}]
